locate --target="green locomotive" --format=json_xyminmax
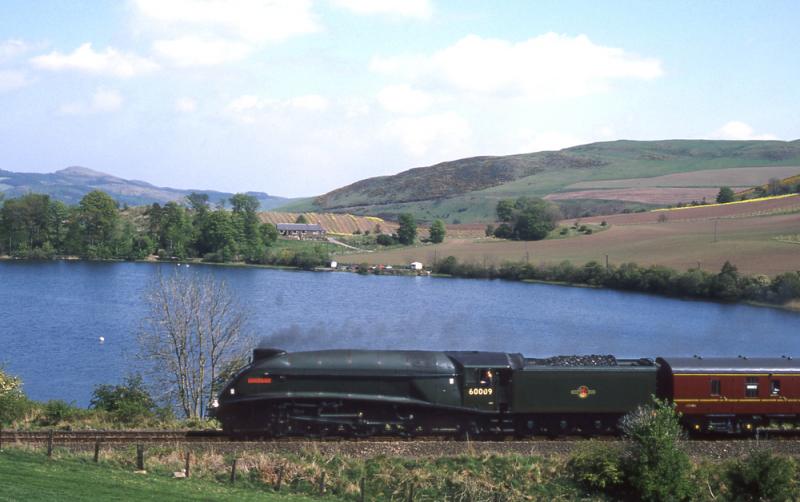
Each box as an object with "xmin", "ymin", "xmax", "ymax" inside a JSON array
[{"xmin": 211, "ymin": 347, "xmax": 657, "ymax": 437}]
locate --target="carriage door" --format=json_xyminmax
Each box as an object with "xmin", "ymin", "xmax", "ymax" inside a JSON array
[{"xmin": 463, "ymin": 368, "xmax": 498, "ymax": 411}]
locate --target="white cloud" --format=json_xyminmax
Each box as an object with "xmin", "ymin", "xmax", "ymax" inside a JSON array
[
  {"xmin": 59, "ymin": 88, "xmax": 123, "ymax": 115},
  {"xmin": 0, "ymin": 70, "xmax": 31, "ymax": 92},
  {"xmin": 175, "ymin": 97, "xmax": 198, "ymax": 113},
  {"xmin": 515, "ymin": 130, "xmax": 585, "ymax": 153},
  {"xmin": 31, "ymin": 43, "xmax": 158, "ymax": 78},
  {"xmin": 225, "ymin": 94, "xmax": 329, "ymax": 122},
  {"xmin": 134, "ymin": 0, "xmax": 318, "ymax": 44},
  {"xmin": 712, "ymin": 121, "xmax": 777, "ymax": 141},
  {"xmin": 0, "ymin": 39, "xmax": 31, "ymax": 62},
  {"xmin": 286, "ymin": 94, "xmax": 329, "ymax": 111},
  {"xmin": 153, "ymin": 36, "xmax": 251, "ymax": 66},
  {"xmin": 332, "ymin": 0, "xmax": 432, "ymax": 19},
  {"xmin": 381, "ymin": 112, "xmax": 471, "ymax": 156},
  {"xmin": 372, "ymin": 33, "xmax": 662, "ymax": 100},
  {"xmin": 377, "ymin": 84, "xmax": 434, "ymax": 114}
]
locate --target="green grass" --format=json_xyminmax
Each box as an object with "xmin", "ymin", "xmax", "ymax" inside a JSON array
[{"xmin": 0, "ymin": 448, "xmax": 330, "ymax": 502}]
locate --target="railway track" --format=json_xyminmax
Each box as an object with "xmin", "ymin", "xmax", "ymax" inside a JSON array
[{"xmin": 1, "ymin": 428, "xmax": 798, "ymax": 445}]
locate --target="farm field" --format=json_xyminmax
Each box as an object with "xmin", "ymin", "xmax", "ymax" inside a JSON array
[
  {"xmin": 342, "ymin": 195, "xmax": 800, "ymax": 276},
  {"xmin": 565, "ymin": 165, "xmax": 800, "ymax": 190},
  {"xmin": 545, "ymin": 187, "xmax": 719, "ymax": 204},
  {"xmin": 259, "ymin": 211, "xmax": 395, "ymax": 235}
]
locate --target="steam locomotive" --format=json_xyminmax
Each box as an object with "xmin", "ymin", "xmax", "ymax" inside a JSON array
[{"xmin": 210, "ymin": 347, "xmax": 800, "ymax": 437}]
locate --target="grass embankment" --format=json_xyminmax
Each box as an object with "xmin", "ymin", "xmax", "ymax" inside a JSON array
[{"xmin": 0, "ymin": 448, "xmax": 323, "ymax": 502}]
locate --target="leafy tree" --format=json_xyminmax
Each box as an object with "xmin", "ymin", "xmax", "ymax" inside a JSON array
[
  {"xmin": 199, "ymin": 209, "xmax": 238, "ymax": 261},
  {"xmin": 77, "ymin": 190, "xmax": 119, "ymax": 257},
  {"xmin": 484, "ymin": 224, "xmax": 495, "ymax": 237},
  {"xmin": 376, "ymin": 234, "xmax": 394, "ymax": 246},
  {"xmin": 259, "ymin": 222, "xmax": 278, "ymax": 245},
  {"xmin": 397, "ymin": 213, "xmax": 417, "ymax": 245},
  {"xmin": 90, "ymin": 375, "xmax": 157, "ymax": 424},
  {"xmin": 159, "ymin": 202, "xmax": 193, "ymax": 258},
  {"xmin": 429, "ymin": 219, "xmax": 446, "ymax": 243},
  {"xmin": 716, "ymin": 186, "xmax": 735, "ymax": 203},
  {"xmin": 230, "ymin": 193, "xmax": 264, "ymax": 262},
  {"xmin": 494, "ymin": 197, "xmax": 558, "ymax": 241},
  {"xmin": 621, "ymin": 397, "xmax": 694, "ymax": 501},
  {"xmin": 295, "ymin": 214, "xmax": 309, "ymax": 224}
]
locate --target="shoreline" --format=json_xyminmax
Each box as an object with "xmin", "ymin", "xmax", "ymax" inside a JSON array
[{"xmin": 2, "ymin": 255, "xmax": 799, "ymax": 314}]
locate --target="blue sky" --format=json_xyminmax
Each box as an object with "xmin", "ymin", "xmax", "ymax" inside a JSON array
[{"xmin": 0, "ymin": 1, "xmax": 798, "ymax": 197}]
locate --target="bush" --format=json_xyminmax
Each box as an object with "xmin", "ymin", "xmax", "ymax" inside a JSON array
[
  {"xmin": 568, "ymin": 442, "xmax": 624, "ymax": 493},
  {"xmin": 727, "ymin": 451, "xmax": 798, "ymax": 501},
  {"xmin": 621, "ymin": 397, "xmax": 694, "ymax": 501},
  {"xmin": 376, "ymin": 234, "xmax": 395, "ymax": 246},
  {"xmin": 0, "ymin": 367, "xmax": 31, "ymax": 425},
  {"xmin": 90, "ymin": 375, "xmax": 157, "ymax": 425},
  {"xmin": 39, "ymin": 400, "xmax": 86, "ymax": 426}
]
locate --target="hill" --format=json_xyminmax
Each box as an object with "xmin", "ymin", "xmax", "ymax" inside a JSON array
[
  {"xmin": 280, "ymin": 139, "xmax": 800, "ymax": 222},
  {"xmin": 0, "ymin": 166, "xmax": 290, "ymax": 208}
]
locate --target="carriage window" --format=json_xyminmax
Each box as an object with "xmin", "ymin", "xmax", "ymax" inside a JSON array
[
  {"xmin": 710, "ymin": 379, "xmax": 721, "ymax": 396},
  {"xmin": 480, "ymin": 369, "xmax": 494, "ymax": 386},
  {"xmin": 745, "ymin": 377, "xmax": 759, "ymax": 398},
  {"xmin": 770, "ymin": 380, "xmax": 781, "ymax": 396}
]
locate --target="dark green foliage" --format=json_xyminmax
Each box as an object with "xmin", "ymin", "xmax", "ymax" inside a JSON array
[
  {"xmin": 716, "ymin": 186, "xmax": 735, "ymax": 203},
  {"xmin": 0, "ymin": 367, "xmax": 30, "ymax": 425},
  {"xmin": 429, "ymin": 219, "xmax": 446, "ymax": 243},
  {"xmin": 430, "ymin": 256, "xmax": 800, "ymax": 305},
  {"xmin": 621, "ymin": 397, "xmax": 694, "ymax": 501},
  {"xmin": 568, "ymin": 442, "xmax": 624, "ymax": 492},
  {"xmin": 397, "ymin": 213, "xmax": 417, "ymax": 245},
  {"xmin": 90, "ymin": 375, "xmax": 157, "ymax": 425},
  {"xmin": 39, "ymin": 400, "xmax": 87, "ymax": 426},
  {"xmin": 494, "ymin": 197, "xmax": 559, "ymax": 241},
  {"xmin": 295, "ymin": 214, "xmax": 308, "ymax": 224},
  {"xmin": 376, "ymin": 233, "xmax": 395, "ymax": 246},
  {"xmin": 484, "ymin": 224, "xmax": 494, "ymax": 236},
  {"xmin": 726, "ymin": 450, "xmax": 798, "ymax": 501}
]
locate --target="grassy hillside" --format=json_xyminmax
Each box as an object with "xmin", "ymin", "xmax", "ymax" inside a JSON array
[
  {"xmin": 0, "ymin": 166, "xmax": 291, "ymax": 209},
  {"xmin": 281, "ymin": 139, "xmax": 800, "ymax": 223}
]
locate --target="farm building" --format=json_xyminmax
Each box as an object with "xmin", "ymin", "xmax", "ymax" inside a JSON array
[
  {"xmin": 277, "ymin": 223, "xmax": 326, "ymax": 240},
  {"xmin": 410, "ymin": 262, "xmax": 423, "ymax": 270}
]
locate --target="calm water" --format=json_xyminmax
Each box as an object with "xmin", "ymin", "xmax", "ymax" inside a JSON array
[{"xmin": 1, "ymin": 261, "xmax": 798, "ymax": 405}]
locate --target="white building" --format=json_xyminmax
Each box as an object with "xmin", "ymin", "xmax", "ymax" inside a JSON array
[{"xmin": 410, "ymin": 261, "xmax": 423, "ymax": 270}]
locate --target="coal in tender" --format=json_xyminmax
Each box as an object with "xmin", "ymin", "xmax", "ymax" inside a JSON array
[{"xmin": 532, "ymin": 355, "xmax": 618, "ymax": 367}]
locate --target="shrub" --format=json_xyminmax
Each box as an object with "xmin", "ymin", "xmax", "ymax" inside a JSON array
[
  {"xmin": 568, "ymin": 442, "xmax": 624, "ymax": 493},
  {"xmin": 0, "ymin": 367, "xmax": 31, "ymax": 425},
  {"xmin": 621, "ymin": 397, "xmax": 694, "ymax": 501},
  {"xmin": 90, "ymin": 375, "xmax": 157, "ymax": 425},
  {"xmin": 727, "ymin": 451, "xmax": 798, "ymax": 501},
  {"xmin": 376, "ymin": 234, "xmax": 394, "ymax": 246},
  {"xmin": 559, "ymin": 227, "xmax": 568, "ymax": 235},
  {"xmin": 39, "ymin": 400, "xmax": 85, "ymax": 426}
]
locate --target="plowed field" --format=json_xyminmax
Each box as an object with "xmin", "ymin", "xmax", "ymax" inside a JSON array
[
  {"xmin": 342, "ymin": 195, "xmax": 800, "ymax": 275},
  {"xmin": 259, "ymin": 212, "xmax": 397, "ymax": 235}
]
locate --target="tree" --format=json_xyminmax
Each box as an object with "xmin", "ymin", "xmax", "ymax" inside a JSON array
[
  {"xmin": 494, "ymin": 197, "xmax": 559, "ymax": 241},
  {"xmin": 78, "ymin": 190, "xmax": 119, "ymax": 257},
  {"xmin": 429, "ymin": 219, "xmax": 446, "ymax": 243},
  {"xmin": 716, "ymin": 186, "xmax": 735, "ymax": 203},
  {"xmin": 621, "ymin": 397, "xmax": 694, "ymax": 501},
  {"xmin": 397, "ymin": 213, "xmax": 417, "ymax": 245},
  {"xmin": 0, "ymin": 366, "xmax": 29, "ymax": 425},
  {"xmin": 138, "ymin": 272, "xmax": 250, "ymax": 418},
  {"xmin": 295, "ymin": 214, "xmax": 309, "ymax": 224}
]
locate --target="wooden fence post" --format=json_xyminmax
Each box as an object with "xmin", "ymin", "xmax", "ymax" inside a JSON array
[
  {"xmin": 93, "ymin": 438, "xmax": 101, "ymax": 463},
  {"xmin": 406, "ymin": 482, "xmax": 414, "ymax": 502},
  {"xmin": 136, "ymin": 444, "xmax": 144, "ymax": 471},
  {"xmin": 318, "ymin": 471, "xmax": 326, "ymax": 494},
  {"xmin": 184, "ymin": 451, "xmax": 191, "ymax": 478},
  {"xmin": 275, "ymin": 464, "xmax": 284, "ymax": 492},
  {"xmin": 0, "ymin": 424, "xmax": 3, "ymax": 452},
  {"xmin": 359, "ymin": 476, "xmax": 366, "ymax": 502},
  {"xmin": 230, "ymin": 458, "xmax": 238, "ymax": 484},
  {"xmin": 46, "ymin": 430, "xmax": 54, "ymax": 458}
]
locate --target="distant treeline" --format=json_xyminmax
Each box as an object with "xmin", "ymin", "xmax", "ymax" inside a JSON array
[
  {"xmin": 433, "ymin": 256, "xmax": 800, "ymax": 305},
  {"xmin": 0, "ymin": 190, "xmax": 329, "ymax": 268}
]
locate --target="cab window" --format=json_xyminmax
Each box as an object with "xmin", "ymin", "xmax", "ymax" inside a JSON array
[
  {"xmin": 770, "ymin": 380, "xmax": 781, "ymax": 396},
  {"xmin": 710, "ymin": 379, "xmax": 721, "ymax": 396}
]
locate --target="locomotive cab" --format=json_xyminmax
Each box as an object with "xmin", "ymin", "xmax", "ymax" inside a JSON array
[{"xmin": 446, "ymin": 351, "xmax": 523, "ymax": 412}]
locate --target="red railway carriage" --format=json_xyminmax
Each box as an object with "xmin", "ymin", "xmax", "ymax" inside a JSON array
[{"xmin": 657, "ymin": 356, "xmax": 800, "ymax": 434}]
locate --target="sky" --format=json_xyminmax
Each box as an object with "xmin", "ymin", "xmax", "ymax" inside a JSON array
[{"xmin": 0, "ymin": 1, "xmax": 798, "ymax": 198}]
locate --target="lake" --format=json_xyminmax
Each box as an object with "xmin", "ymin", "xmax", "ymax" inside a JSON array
[{"xmin": 1, "ymin": 261, "xmax": 798, "ymax": 405}]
